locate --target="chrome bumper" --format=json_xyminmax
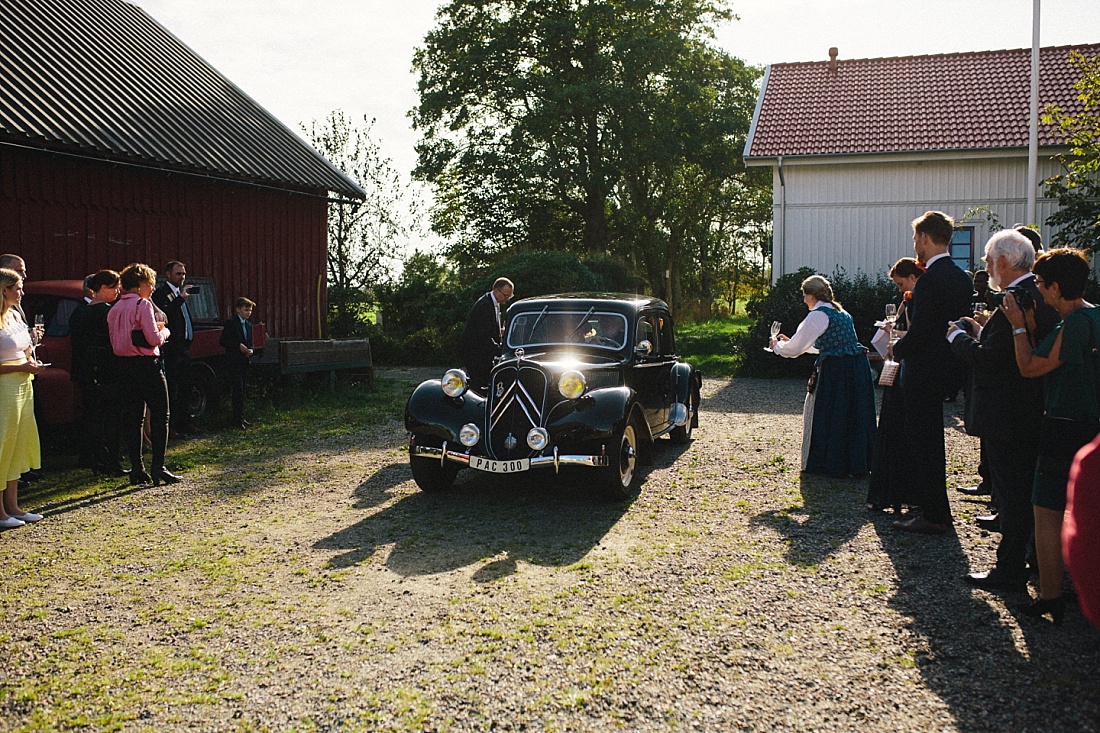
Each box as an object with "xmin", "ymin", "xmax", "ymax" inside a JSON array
[{"xmin": 410, "ymin": 441, "xmax": 609, "ymax": 472}]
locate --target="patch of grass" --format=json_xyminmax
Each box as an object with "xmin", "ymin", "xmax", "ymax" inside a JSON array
[{"xmin": 677, "ymin": 316, "xmax": 752, "ymax": 377}]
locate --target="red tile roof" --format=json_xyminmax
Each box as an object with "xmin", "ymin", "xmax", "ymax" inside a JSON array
[{"xmin": 744, "ymin": 44, "xmax": 1100, "ymax": 159}]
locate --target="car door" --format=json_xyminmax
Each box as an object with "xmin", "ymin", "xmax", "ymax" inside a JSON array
[{"xmin": 630, "ymin": 309, "xmax": 674, "ymax": 433}]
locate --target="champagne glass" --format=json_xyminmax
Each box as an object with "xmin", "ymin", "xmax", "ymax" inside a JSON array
[
  {"xmin": 769, "ymin": 321, "xmax": 781, "ymax": 339},
  {"xmin": 884, "ymin": 303, "xmax": 897, "ymax": 325},
  {"xmin": 32, "ymin": 314, "xmax": 45, "ymax": 360}
]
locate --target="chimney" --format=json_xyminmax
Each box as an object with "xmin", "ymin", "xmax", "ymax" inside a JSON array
[{"xmin": 828, "ymin": 47, "xmax": 838, "ymax": 74}]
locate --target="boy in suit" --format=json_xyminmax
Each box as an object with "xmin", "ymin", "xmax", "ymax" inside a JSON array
[{"xmin": 220, "ymin": 298, "xmax": 255, "ymax": 429}]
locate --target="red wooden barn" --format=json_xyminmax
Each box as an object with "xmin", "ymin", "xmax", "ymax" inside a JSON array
[{"xmin": 0, "ymin": 0, "xmax": 365, "ymax": 338}]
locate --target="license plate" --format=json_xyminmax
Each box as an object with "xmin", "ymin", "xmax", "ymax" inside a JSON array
[{"xmin": 470, "ymin": 456, "xmax": 530, "ymax": 473}]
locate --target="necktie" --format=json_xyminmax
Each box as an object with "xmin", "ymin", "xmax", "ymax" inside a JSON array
[
  {"xmin": 244, "ymin": 319, "xmax": 252, "ymax": 347},
  {"xmin": 182, "ymin": 300, "xmax": 193, "ymax": 341}
]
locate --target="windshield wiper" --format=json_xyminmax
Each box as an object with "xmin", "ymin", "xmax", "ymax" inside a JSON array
[
  {"xmin": 525, "ymin": 306, "xmax": 550, "ymax": 345},
  {"xmin": 566, "ymin": 307, "xmax": 596, "ymax": 339}
]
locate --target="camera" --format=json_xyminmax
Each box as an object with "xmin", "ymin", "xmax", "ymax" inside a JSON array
[
  {"xmin": 988, "ymin": 284, "xmax": 1033, "ymax": 309},
  {"xmin": 186, "ymin": 285, "xmax": 201, "ymax": 294},
  {"xmin": 953, "ymin": 319, "xmax": 971, "ymax": 335}
]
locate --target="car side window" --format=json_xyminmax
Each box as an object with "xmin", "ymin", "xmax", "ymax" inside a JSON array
[
  {"xmin": 636, "ymin": 315, "xmax": 656, "ymax": 353},
  {"xmin": 657, "ymin": 314, "xmax": 675, "ymax": 356}
]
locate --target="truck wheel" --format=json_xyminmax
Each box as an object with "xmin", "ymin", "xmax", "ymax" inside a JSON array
[
  {"xmin": 602, "ymin": 417, "xmax": 641, "ymax": 500},
  {"xmin": 410, "ymin": 449, "xmax": 459, "ymax": 493},
  {"xmin": 670, "ymin": 385, "xmax": 699, "ymax": 444},
  {"xmin": 189, "ymin": 363, "xmax": 218, "ymax": 421}
]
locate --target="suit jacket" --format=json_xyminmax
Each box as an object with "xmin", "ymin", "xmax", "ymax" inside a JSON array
[
  {"xmin": 457, "ymin": 292, "xmax": 502, "ymax": 370},
  {"xmin": 219, "ymin": 316, "xmax": 253, "ymax": 371},
  {"xmin": 892, "ymin": 255, "xmax": 973, "ymax": 395},
  {"xmin": 949, "ymin": 275, "xmax": 1058, "ymax": 439},
  {"xmin": 152, "ymin": 282, "xmax": 192, "ymax": 348}
]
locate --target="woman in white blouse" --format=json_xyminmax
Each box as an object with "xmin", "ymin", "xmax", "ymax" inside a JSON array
[
  {"xmin": 770, "ymin": 275, "xmax": 877, "ymax": 477},
  {"xmin": 0, "ymin": 268, "xmax": 47, "ymax": 528}
]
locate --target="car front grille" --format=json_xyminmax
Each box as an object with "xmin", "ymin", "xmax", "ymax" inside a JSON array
[{"xmin": 487, "ymin": 366, "xmax": 547, "ymax": 459}]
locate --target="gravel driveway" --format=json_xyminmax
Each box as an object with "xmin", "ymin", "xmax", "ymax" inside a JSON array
[{"xmin": 2, "ymin": 370, "xmax": 1098, "ymax": 731}]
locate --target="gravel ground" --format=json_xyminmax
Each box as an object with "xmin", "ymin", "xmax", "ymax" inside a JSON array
[{"xmin": 2, "ymin": 369, "xmax": 1098, "ymax": 732}]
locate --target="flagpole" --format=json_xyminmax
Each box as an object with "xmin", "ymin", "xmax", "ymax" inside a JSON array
[{"xmin": 1027, "ymin": 0, "xmax": 1040, "ymax": 225}]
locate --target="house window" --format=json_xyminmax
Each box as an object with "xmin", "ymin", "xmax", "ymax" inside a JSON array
[{"xmin": 951, "ymin": 227, "xmax": 976, "ymax": 271}]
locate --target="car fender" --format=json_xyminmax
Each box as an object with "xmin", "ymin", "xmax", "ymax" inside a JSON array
[
  {"xmin": 544, "ymin": 386, "xmax": 651, "ymax": 448},
  {"xmin": 670, "ymin": 362, "xmax": 700, "ymax": 406},
  {"xmin": 404, "ymin": 379, "xmax": 487, "ymax": 444}
]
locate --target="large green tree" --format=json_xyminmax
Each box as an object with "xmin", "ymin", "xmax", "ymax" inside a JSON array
[
  {"xmin": 412, "ymin": 0, "xmax": 766, "ymax": 312},
  {"xmin": 1044, "ymin": 51, "xmax": 1100, "ymax": 251}
]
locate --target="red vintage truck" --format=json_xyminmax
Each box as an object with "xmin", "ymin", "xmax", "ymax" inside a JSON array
[{"xmin": 23, "ymin": 277, "xmax": 265, "ymax": 425}]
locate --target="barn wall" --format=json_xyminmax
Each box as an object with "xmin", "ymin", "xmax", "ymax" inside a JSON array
[
  {"xmin": 0, "ymin": 147, "xmax": 328, "ymax": 338},
  {"xmin": 769, "ymin": 154, "xmax": 1069, "ymax": 281}
]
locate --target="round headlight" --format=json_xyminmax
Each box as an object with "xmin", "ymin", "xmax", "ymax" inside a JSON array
[
  {"xmin": 558, "ymin": 370, "xmax": 587, "ymax": 399},
  {"xmin": 459, "ymin": 423, "xmax": 481, "ymax": 447},
  {"xmin": 441, "ymin": 369, "xmax": 468, "ymax": 398},
  {"xmin": 527, "ymin": 427, "xmax": 549, "ymax": 451}
]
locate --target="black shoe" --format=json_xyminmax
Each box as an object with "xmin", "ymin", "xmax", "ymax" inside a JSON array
[
  {"xmin": 956, "ymin": 484, "xmax": 991, "ymax": 496},
  {"xmin": 1022, "ymin": 597, "xmax": 1066, "ymax": 626},
  {"xmin": 152, "ymin": 468, "xmax": 182, "ymax": 486},
  {"xmin": 975, "ymin": 514, "xmax": 1001, "ymax": 532},
  {"xmin": 964, "ymin": 569, "xmax": 1028, "ymax": 592},
  {"xmin": 130, "ymin": 470, "xmax": 152, "ymax": 486}
]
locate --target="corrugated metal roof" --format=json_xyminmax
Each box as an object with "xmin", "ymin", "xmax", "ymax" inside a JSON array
[
  {"xmin": 744, "ymin": 44, "xmax": 1100, "ymax": 159},
  {"xmin": 0, "ymin": 0, "xmax": 365, "ymax": 199}
]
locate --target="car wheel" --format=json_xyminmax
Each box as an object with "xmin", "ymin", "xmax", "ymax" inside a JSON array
[
  {"xmin": 670, "ymin": 385, "xmax": 699, "ymax": 444},
  {"xmin": 189, "ymin": 363, "xmax": 218, "ymax": 421},
  {"xmin": 409, "ymin": 448, "xmax": 459, "ymax": 493},
  {"xmin": 602, "ymin": 418, "xmax": 640, "ymax": 500}
]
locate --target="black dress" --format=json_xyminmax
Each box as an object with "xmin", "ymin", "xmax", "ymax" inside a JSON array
[{"xmin": 866, "ymin": 301, "xmax": 917, "ymax": 510}]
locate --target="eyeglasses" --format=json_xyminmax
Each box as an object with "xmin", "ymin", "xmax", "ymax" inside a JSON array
[{"xmin": 1034, "ymin": 278, "xmax": 1045, "ymax": 287}]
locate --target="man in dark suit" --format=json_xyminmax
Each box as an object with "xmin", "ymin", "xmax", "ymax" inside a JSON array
[
  {"xmin": 220, "ymin": 297, "xmax": 256, "ymax": 429},
  {"xmin": 948, "ymin": 230, "xmax": 1058, "ymax": 588},
  {"xmin": 892, "ymin": 211, "xmax": 974, "ymax": 535},
  {"xmin": 458, "ymin": 277, "xmax": 514, "ymax": 393},
  {"xmin": 152, "ymin": 260, "xmax": 199, "ymax": 436}
]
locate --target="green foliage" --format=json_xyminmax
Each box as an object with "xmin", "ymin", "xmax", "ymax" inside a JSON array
[
  {"xmin": 304, "ymin": 112, "xmax": 416, "ymax": 336},
  {"xmin": 1043, "ymin": 51, "xmax": 1100, "ymax": 251},
  {"xmin": 372, "ymin": 250, "xmax": 622, "ymax": 366},
  {"xmin": 676, "ymin": 316, "xmax": 751, "ymax": 377},
  {"xmin": 735, "ymin": 268, "xmax": 896, "ymax": 378},
  {"xmin": 411, "ymin": 0, "xmax": 770, "ymax": 317}
]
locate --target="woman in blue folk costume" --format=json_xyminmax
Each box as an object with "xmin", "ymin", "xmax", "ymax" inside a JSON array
[{"xmin": 770, "ymin": 275, "xmax": 877, "ymax": 477}]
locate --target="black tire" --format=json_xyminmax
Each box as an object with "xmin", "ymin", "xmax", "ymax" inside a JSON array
[
  {"xmin": 602, "ymin": 418, "xmax": 641, "ymax": 500},
  {"xmin": 670, "ymin": 385, "xmax": 699, "ymax": 444},
  {"xmin": 410, "ymin": 449, "xmax": 459, "ymax": 493},
  {"xmin": 189, "ymin": 363, "xmax": 218, "ymax": 421}
]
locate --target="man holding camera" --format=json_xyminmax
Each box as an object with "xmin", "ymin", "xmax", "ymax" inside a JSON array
[
  {"xmin": 153, "ymin": 260, "xmax": 199, "ymax": 437},
  {"xmin": 947, "ymin": 230, "xmax": 1058, "ymax": 589}
]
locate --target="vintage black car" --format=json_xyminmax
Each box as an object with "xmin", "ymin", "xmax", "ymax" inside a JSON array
[{"xmin": 404, "ymin": 294, "xmax": 702, "ymax": 499}]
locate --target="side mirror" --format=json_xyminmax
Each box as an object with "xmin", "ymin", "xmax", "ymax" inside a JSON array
[{"xmin": 634, "ymin": 340, "xmax": 653, "ymax": 358}]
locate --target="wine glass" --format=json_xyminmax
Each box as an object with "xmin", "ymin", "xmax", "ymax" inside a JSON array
[
  {"xmin": 32, "ymin": 314, "xmax": 45, "ymax": 360},
  {"xmin": 884, "ymin": 303, "xmax": 897, "ymax": 325},
  {"xmin": 769, "ymin": 321, "xmax": 781, "ymax": 340}
]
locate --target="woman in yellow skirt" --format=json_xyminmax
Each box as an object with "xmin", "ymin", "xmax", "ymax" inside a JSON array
[{"xmin": 0, "ymin": 268, "xmax": 47, "ymax": 528}]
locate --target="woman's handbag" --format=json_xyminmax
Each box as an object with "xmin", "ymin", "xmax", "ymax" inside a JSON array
[
  {"xmin": 130, "ymin": 304, "xmax": 152, "ymax": 348},
  {"xmin": 878, "ymin": 359, "xmax": 900, "ymax": 387}
]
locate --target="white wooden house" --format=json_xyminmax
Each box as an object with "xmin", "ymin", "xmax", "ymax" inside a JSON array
[{"xmin": 743, "ymin": 44, "xmax": 1099, "ymax": 280}]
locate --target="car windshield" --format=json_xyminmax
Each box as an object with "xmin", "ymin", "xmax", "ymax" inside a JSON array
[{"xmin": 507, "ymin": 310, "xmax": 628, "ymax": 350}]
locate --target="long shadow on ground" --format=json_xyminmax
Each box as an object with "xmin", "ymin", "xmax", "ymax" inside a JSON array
[
  {"xmin": 315, "ymin": 437, "xmax": 692, "ymax": 579},
  {"xmin": 873, "ymin": 504, "xmax": 1100, "ymax": 730}
]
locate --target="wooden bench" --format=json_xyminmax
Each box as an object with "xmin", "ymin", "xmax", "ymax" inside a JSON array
[{"xmin": 277, "ymin": 339, "xmax": 374, "ymax": 388}]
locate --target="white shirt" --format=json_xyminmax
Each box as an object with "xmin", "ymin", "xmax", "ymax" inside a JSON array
[
  {"xmin": 0, "ymin": 309, "xmax": 31, "ymax": 363},
  {"xmin": 774, "ymin": 303, "xmax": 836, "ymax": 358}
]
